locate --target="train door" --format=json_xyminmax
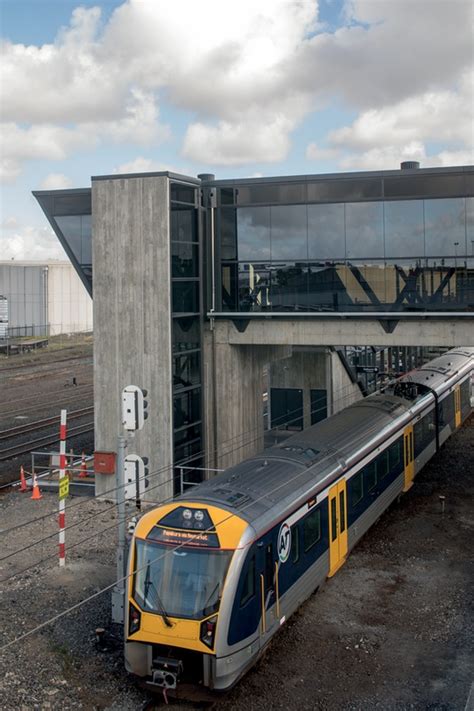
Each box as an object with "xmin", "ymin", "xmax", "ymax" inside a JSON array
[
  {"xmin": 454, "ymin": 386, "xmax": 462, "ymax": 428},
  {"xmin": 403, "ymin": 425, "xmax": 415, "ymax": 491},
  {"xmin": 259, "ymin": 542, "xmax": 278, "ymax": 638},
  {"xmin": 328, "ymin": 479, "xmax": 348, "ymax": 577}
]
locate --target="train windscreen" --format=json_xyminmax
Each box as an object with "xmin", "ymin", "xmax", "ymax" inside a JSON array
[{"xmin": 133, "ymin": 539, "xmax": 233, "ymax": 619}]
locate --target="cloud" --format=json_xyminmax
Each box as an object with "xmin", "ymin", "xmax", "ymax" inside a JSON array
[
  {"xmin": 113, "ymin": 156, "xmax": 189, "ymax": 174},
  {"xmin": 1, "ymin": 0, "xmax": 473, "ymax": 180},
  {"xmin": 307, "ymin": 70, "xmax": 474, "ymax": 170},
  {"xmin": 39, "ymin": 173, "xmax": 73, "ymax": 190},
  {"xmin": 0, "ymin": 222, "xmax": 68, "ymax": 261}
]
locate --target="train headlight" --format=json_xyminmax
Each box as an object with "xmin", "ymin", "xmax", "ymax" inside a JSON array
[
  {"xmin": 129, "ymin": 602, "xmax": 141, "ymax": 635},
  {"xmin": 200, "ymin": 615, "xmax": 217, "ymax": 649},
  {"xmin": 194, "ymin": 510, "xmax": 204, "ymax": 522},
  {"xmin": 182, "ymin": 509, "xmax": 193, "ymax": 520}
]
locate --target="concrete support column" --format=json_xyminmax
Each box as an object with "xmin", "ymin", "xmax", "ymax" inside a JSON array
[
  {"xmin": 92, "ymin": 176, "xmax": 173, "ymax": 502},
  {"xmin": 203, "ymin": 322, "xmax": 291, "ymax": 471}
]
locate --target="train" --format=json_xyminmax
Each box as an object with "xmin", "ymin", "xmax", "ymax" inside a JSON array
[{"xmin": 124, "ymin": 347, "xmax": 474, "ymax": 693}]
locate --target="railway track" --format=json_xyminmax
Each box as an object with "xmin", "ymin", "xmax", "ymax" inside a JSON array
[
  {"xmin": 0, "ymin": 422, "xmax": 94, "ymax": 461},
  {"xmin": 0, "ymin": 407, "xmax": 94, "ymax": 442}
]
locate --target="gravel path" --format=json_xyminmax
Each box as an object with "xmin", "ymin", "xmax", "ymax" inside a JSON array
[{"xmin": 0, "ymin": 416, "xmax": 472, "ymax": 710}]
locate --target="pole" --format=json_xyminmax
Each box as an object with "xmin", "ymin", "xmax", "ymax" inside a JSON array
[
  {"xmin": 112, "ymin": 434, "xmax": 126, "ymax": 624},
  {"xmin": 58, "ymin": 409, "xmax": 67, "ymax": 568}
]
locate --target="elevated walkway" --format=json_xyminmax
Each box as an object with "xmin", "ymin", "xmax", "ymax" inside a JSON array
[{"xmin": 210, "ymin": 312, "xmax": 474, "ymax": 347}]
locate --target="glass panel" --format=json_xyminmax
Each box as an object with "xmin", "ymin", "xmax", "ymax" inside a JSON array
[
  {"xmin": 467, "ymin": 198, "xmax": 474, "ymax": 255},
  {"xmin": 221, "ymin": 262, "xmax": 238, "ymax": 310},
  {"xmin": 240, "ymin": 555, "xmax": 255, "ymax": 606},
  {"xmin": 346, "ymin": 202, "xmax": 384, "ymax": 259},
  {"xmin": 172, "ymin": 242, "xmax": 198, "ymax": 278},
  {"xmin": 365, "ymin": 461, "xmax": 377, "ymax": 491},
  {"xmin": 377, "ymin": 450, "xmax": 389, "ymax": 478},
  {"xmin": 303, "ymin": 509, "xmax": 321, "ymax": 551},
  {"xmin": 55, "ymin": 216, "xmax": 82, "ymax": 262},
  {"xmin": 174, "ymin": 388, "xmax": 201, "ymax": 428},
  {"xmin": 308, "ymin": 178, "xmax": 382, "ymax": 202},
  {"xmin": 384, "ymin": 200, "xmax": 424, "ymax": 258},
  {"xmin": 170, "ymin": 183, "xmax": 196, "ymax": 204},
  {"xmin": 351, "ymin": 473, "xmax": 363, "ymax": 506},
  {"xmin": 174, "ymin": 439, "xmax": 202, "ymax": 466},
  {"xmin": 53, "ymin": 192, "xmax": 91, "ymax": 215},
  {"xmin": 219, "ymin": 208, "xmax": 237, "ymax": 260},
  {"xmin": 81, "ymin": 215, "xmax": 92, "ymax": 263},
  {"xmin": 173, "ymin": 317, "xmax": 200, "ymax": 352},
  {"xmin": 307, "ymin": 263, "xmax": 352, "ymax": 311},
  {"xmin": 134, "ymin": 539, "xmax": 232, "ymax": 619},
  {"xmin": 424, "ymin": 198, "xmax": 466, "ymax": 257},
  {"xmin": 270, "ymin": 263, "xmax": 308, "ymax": 310},
  {"xmin": 171, "ymin": 206, "xmax": 198, "ymax": 242},
  {"xmin": 174, "ymin": 422, "xmax": 202, "ymax": 447},
  {"xmin": 389, "ymin": 440, "xmax": 401, "ymax": 469},
  {"xmin": 291, "ymin": 526, "xmax": 300, "ymax": 563},
  {"xmin": 238, "ymin": 262, "xmax": 272, "ymax": 310},
  {"xmin": 308, "ymin": 203, "xmax": 345, "ymax": 259},
  {"xmin": 270, "ymin": 205, "xmax": 308, "ymax": 259},
  {"xmin": 219, "ymin": 187, "xmax": 235, "ymax": 205},
  {"xmin": 237, "ymin": 207, "xmax": 271, "ymax": 260},
  {"xmin": 330, "ymin": 498, "xmax": 337, "ymax": 541},
  {"xmin": 172, "ymin": 281, "xmax": 199, "ymax": 314},
  {"xmin": 173, "ymin": 352, "xmax": 200, "ymax": 390},
  {"xmin": 384, "ymin": 174, "xmax": 467, "ymax": 199},
  {"xmin": 236, "ymin": 183, "xmax": 305, "ymax": 205},
  {"xmin": 339, "ymin": 491, "xmax": 346, "ymax": 532}
]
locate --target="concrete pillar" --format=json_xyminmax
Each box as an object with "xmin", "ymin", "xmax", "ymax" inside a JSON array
[
  {"xmin": 269, "ymin": 348, "xmax": 362, "ymax": 429},
  {"xmin": 92, "ymin": 176, "xmax": 173, "ymax": 502},
  {"xmin": 203, "ymin": 322, "xmax": 291, "ymax": 471}
]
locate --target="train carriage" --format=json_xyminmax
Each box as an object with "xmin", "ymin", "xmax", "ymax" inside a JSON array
[{"xmin": 124, "ymin": 348, "xmax": 473, "ymax": 693}]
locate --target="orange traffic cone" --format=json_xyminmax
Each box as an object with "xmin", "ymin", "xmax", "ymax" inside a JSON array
[
  {"xmin": 30, "ymin": 474, "xmax": 42, "ymax": 500},
  {"xmin": 79, "ymin": 452, "xmax": 88, "ymax": 478},
  {"xmin": 19, "ymin": 465, "xmax": 28, "ymax": 493}
]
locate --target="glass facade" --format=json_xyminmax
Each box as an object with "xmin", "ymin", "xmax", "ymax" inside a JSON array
[
  {"xmin": 170, "ymin": 184, "xmax": 203, "ymax": 494},
  {"xmin": 33, "ymin": 190, "xmax": 93, "ymax": 295},
  {"xmin": 218, "ymin": 192, "xmax": 474, "ymax": 313}
]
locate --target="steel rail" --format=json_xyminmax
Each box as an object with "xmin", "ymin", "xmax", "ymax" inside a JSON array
[
  {"xmin": 0, "ymin": 407, "xmax": 94, "ymax": 441},
  {"xmin": 0, "ymin": 423, "xmax": 94, "ymax": 461}
]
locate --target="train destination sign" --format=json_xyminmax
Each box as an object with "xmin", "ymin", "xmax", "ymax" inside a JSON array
[{"xmin": 147, "ymin": 525, "xmax": 220, "ymax": 548}]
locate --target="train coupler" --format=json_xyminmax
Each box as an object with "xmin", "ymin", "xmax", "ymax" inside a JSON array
[{"xmin": 151, "ymin": 656, "xmax": 183, "ymax": 689}]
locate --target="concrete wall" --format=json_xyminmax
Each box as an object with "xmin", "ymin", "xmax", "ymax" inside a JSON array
[
  {"xmin": 92, "ymin": 176, "xmax": 173, "ymax": 502},
  {"xmin": 203, "ymin": 323, "xmax": 291, "ymax": 470},
  {"xmin": 269, "ymin": 348, "xmax": 361, "ymax": 429},
  {"xmin": 47, "ymin": 263, "xmax": 93, "ymax": 335},
  {"xmin": 216, "ymin": 317, "xmax": 474, "ymax": 348}
]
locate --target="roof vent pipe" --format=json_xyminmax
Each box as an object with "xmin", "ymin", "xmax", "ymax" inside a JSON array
[
  {"xmin": 197, "ymin": 173, "xmax": 215, "ymax": 182},
  {"xmin": 400, "ymin": 161, "xmax": 420, "ymax": 170}
]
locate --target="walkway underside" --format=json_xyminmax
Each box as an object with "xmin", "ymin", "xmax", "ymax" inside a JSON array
[{"xmin": 211, "ymin": 314, "xmax": 474, "ymax": 347}]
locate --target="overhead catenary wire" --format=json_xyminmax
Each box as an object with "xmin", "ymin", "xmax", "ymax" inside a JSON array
[
  {"xmin": 0, "ymin": 404, "xmax": 400, "ymax": 653},
  {"xmin": 0, "ymin": 382, "xmax": 402, "ymax": 585},
  {"xmin": 0, "ymin": 378, "xmax": 368, "ymax": 539}
]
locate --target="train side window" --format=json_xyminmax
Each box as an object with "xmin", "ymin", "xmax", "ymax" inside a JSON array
[
  {"xmin": 303, "ymin": 509, "xmax": 321, "ymax": 552},
  {"xmin": 339, "ymin": 490, "xmax": 346, "ymax": 533},
  {"xmin": 460, "ymin": 379, "xmax": 470, "ymax": 410},
  {"xmin": 351, "ymin": 472, "xmax": 363, "ymax": 507},
  {"xmin": 377, "ymin": 450, "xmax": 389, "ymax": 479},
  {"xmin": 291, "ymin": 525, "xmax": 300, "ymax": 563},
  {"xmin": 365, "ymin": 461, "xmax": 377, "ymax": 491},
  {"xmin": 389, "ymin": 440, "xmax": 401, "ymax": 470},
  {"xmin": 330, "ymin": 498, "xmax": 337, "ymax": 541},
  {"xmin": 240, "ymin": 554, "xmax": 255, "ymax": 607}
]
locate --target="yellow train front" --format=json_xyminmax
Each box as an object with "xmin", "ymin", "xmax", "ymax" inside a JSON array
[{"xmin": 125, "ymin": 501, "xmax": 252, "ymax": 692}]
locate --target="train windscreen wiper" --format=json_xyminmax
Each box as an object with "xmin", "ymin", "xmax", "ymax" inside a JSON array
[{"xmin": 144, "ymin": 560, "xmax": 173, "ymax": 628}]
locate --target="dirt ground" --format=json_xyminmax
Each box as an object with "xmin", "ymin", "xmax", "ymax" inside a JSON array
[{"xmin": 0, "ymin": 412, "xmax": 472, "ymax": 711}]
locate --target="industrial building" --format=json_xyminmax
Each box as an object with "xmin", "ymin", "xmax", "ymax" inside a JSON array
[
  {"xmin": 34, "ymin": 163, "xmax": 474, "ymax": 500},
  {"xmin": 0, "ymin": 261, "xmax": 93, "ymax": 337}
]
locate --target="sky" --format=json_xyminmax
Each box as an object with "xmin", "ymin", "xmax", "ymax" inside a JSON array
[{"xmin": 0, "ymin": 0, "xmax": 473, "ymax": 261}]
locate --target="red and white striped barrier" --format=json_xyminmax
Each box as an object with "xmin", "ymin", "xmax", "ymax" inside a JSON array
[{"xmin": 59, "ymin": 409, "xmax": 67, "ymax": 567}]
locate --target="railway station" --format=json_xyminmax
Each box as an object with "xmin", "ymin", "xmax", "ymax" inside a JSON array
[{"xmin": 33, "ymin": 162, "xmax": 474, "ymax": 501}]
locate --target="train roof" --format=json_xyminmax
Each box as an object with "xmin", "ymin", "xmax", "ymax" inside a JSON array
[{"xmin": 180, "ymin": 347, "xmax": 474, "ymax": 532}]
